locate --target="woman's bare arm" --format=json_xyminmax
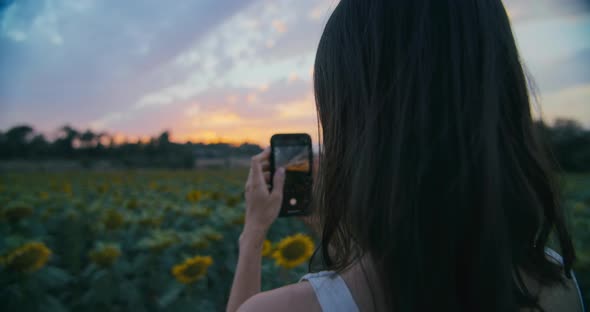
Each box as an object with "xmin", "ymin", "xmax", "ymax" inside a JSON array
[
  {"xmin": 226, "ymin": 228, "xmax": 267, "ymax": 312},
  {"xmin": 226, "ymin": 148, "xmax": 286, "ymax": 312}
]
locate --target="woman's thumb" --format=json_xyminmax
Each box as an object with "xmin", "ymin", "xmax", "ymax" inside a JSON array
[{"xmin": 271, "ymin": 167, "xmax": 286, "ymax": 200}]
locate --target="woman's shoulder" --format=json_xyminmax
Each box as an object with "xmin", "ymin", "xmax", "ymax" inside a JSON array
[
  {"xmin": 519, "ymin": 248, "xmax": 584, "ymax": 312},
  {"xmin": 236, "ymin": 280, "xmax": 321, "ymax": 312}
]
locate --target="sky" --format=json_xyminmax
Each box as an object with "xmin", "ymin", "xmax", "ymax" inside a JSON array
[{"xmin": 0, "ymin": 0, "xmax": 589, "ymax": 145}]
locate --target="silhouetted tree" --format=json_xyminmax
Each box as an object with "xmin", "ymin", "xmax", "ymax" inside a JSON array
[
  {"xmin": 79, "ymin": 130, "xmax": 97, "ymax": 149},
  {"xmin": 157, "ymin": 131, "xmax": 170, "ymax": 146},
  {"xmin": 550, "ymin": 119, "xmax": 590, "ymax": 171},
  {"xmin": 3, "ymin": 120, "xmax": 582, "ymax": 171},
  {"xmin": 1, "ymin": 125, "xmax": 34, "ymax": 158},
  {"xmin": 52, "ymin": 125, "xmax": 79, "ymax": 158},
  {"xmin": 29, "ymin": 134, "xmax": 49, "ymax": 157}
]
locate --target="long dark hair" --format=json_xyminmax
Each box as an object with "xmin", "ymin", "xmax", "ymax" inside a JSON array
[{"xmin": 311, "ymin": 0, "xmax": 575, "ymax": 311}]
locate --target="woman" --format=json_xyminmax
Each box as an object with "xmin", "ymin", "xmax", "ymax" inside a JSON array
[{"xmin": 227, "ymin": 0, "xmax": 584, "ymax": 311}]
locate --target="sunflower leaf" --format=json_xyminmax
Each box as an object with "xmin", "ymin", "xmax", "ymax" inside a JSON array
[
  {"xmin": 158, "ymin": 283, "xmax": 185, "ymax": 308},
  {"xmin": 37, "ymin": 266, "xmax": 71, "ymax": 288},
  {"xmin": 80, "ymin": 263, "xmax": 98, "ymax": 278},
  {"xmin": 41, "ymin": 295, "xmax": 68, "ymax": 312}
]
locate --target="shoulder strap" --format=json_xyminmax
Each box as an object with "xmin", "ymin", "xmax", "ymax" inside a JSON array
[
  {"xmin": 545, "ymin": 248, "xmax": 585, "ymax": 312},
  {"xmin": 300, "ymin": 271, "xmax": 360, "ymax": 312}
]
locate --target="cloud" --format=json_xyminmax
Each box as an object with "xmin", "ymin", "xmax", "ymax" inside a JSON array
[
  {"xmin": 276, "ymin": 95, "xmax": 316, "ymax": 120},
  {"xmin": 1, "ymin": 0, "xmax": 325, "ymax": 136},
  {"xmin": 0, "ymin": 2, "xmax": 31, "ymax": 41},
  {"xmin": 529, "ymin": 48, "xmax": 590, "ymax": 92},
  {"xmin": 538, "ymin": 84, "xmax": 590, "ymax": 127},
  {"xmin": 104, "ymin": 76, "xmax": 318, "ymax": 144},
  {"xmin": 134, "ymin": 69, "xmax": 217, "ymax": 109},
  {"xmin": 308, "ymin": 1, "xmax": 337, "ymax": 21},
  {"xmin": 125, "ymin": 0, "xmax": 321, "ymax": 121},
  {"xmin": 0, "ymin": 0, "xmax": 256, "ymax": 131},
  {"xmin": 504, "ymin": 0, "xmax": 590, "ymax": 22},
  {"xmin": 32, "ymin": 0, "xmax": 63, "ymax": 45},
  {"xmin": 513, "ymin": 13, "xmax": 590, "ymax": 65},
  {"xmin": 184, "ymin": 104, "xmax": 201, "ymax": 117},
  {"xmin": 0, "ymin": 0, "xmax": 588, "ymax": 143},
  {"xmin": 191, "ymin": 110, "xmax": 242, "ymax": 128},
  {"xmin": 0, "ymin": 0, "xmax": 94, "ymax": 45},
  {"xmin": 5, "ymin": 29, "xmax": 26, "ymax": 41},
  {"xmin": 88, "ymin": 112, "xmax": 123, "ymax": 130},
  {"xmin": 272, "ymin": 19, "xmax": 287, "ymax": 33}
]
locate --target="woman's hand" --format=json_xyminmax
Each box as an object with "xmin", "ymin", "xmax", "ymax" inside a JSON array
[
  {"xmin": 242, "ymin": 147, "xmax": 285, "ymax": 240},
  {"xmin": 228, "ymin": 147, "xmax": 284, "ymax": 312}
]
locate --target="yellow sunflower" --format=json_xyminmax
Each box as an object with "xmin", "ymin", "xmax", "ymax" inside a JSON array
[
  {"xmin": 1, "ymin": 242, "xmax": 52, "ymax": 273},
  {"xmin": 149, "ymin": 181, "xmax": 158, "ymax": 190},
  {"xmin": 574, "ymin": 202, "xmax": 586, "ymax": 213},
  {"xmin": 171, "ymin": 255, "xmax": 213, "ymax": 284},
  {"xmin": 126, "ymin": 199, "xmax": 139, "ymax": 210},
  {"xmin": 262, "ymin": 240, "xmax": 273, "ymax": 257},
  {"xmin": 272, "ymin": 234, "xmax": 315, "ymax": 269},
  {"xmin": 186, "ymin": 206, "xmax": 212, "ymax": 218},
  {"xmin": 62, "ymin": 183, "xmax": 73, "ymax": 195},
  {"xmin": 96, "ymin": 184, "xmax": 109, "ymax": 194},
  {"xmin": 103, "ymin": 209, "xmax": 125, "ymax": 230},
  {"xmin": 88, "ymin": 243, "xmax": 121, "ymax": 267},
  {"xmin": 39, "ymin": 191, "xmax": 50, "ymax": 200},
  {"xmin": 186, "ymin": 190, "xmax": 202, "ymax": 203}
]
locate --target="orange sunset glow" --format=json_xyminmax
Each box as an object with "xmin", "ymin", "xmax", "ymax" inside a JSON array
[{"xmin": 0, "ymin": 0, "xmax": 588, "ymax": 145}]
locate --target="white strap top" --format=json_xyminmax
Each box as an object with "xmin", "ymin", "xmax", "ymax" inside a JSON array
[
  {"xmin": 299, "ymin": 248, "xmax": 584, "ymax": 312},
  {"xmin": 299, "ymin": 271, "xmax": 360, "ymax": 312},
  {"xmin": 544, "ymin": 248, "xmax": 585, "ymax": 312}
]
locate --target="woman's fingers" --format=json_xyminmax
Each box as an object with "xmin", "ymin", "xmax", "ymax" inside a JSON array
[
  {"xmin": 257, "ymin": 147, "xmax": 271, "ymax": 161},
  {"xmin": 248, "ymin": 147, "xmax": 270, "ymax": 186},
  {"xmin": 264, "ymin": 171, "xmax": 271, "ymax": 183},
  {"xmin": 261, "ymin": 160, "xmax": 270, "ymax": 171}
]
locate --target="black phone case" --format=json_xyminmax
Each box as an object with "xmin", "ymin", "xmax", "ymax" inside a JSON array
[{"xmin": 270, "ymin": 133, "xmax": 313, "ymax": 217}]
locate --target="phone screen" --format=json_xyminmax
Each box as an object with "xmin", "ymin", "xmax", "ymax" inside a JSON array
[
  {"xmin": 274, "ymin": 145, "xmax": 310, "ymax": 173},
  {"xmin": 271, "ymin": 134, "xmax": 312, "ymax": 217}
]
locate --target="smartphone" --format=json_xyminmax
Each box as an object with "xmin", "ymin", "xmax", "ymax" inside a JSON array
[{"xmin": 270, "ymin": 133, "xmax": 313, "ymax": 217}]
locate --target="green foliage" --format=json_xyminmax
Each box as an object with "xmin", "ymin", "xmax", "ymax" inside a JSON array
[
  {"xmin": 1, "ymin": 170, "xmax": 588, "ymax": 310},
  {"xmin": 0, "ymin": 125, "xmax": 264, "ymax": 168},
  {"xmin": 535, "ymin": 119, "xmax": 590, "ymax": 172},
  {"xmin": 0, "ymin": 169, "xmax": 311, "ymax": 311},
  {"xmin": 562, "ymin": 174, "xmax": 590, "ymax": 308}
]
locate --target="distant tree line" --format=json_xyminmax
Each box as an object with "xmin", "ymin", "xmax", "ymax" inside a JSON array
[
  {"xmin": 0, "ymin": 120, "xmax": 588, "ymax": 171},
  {"xmin": 0, "ymin": 125, "xmax": 263, "ymax": 169},
  {"xmin": 534, "ymin": 119, "xmax": 590, "ymax": 172}
]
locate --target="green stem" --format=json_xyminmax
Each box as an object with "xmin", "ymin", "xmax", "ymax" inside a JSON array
[{"xmin": 279, "ymin": 267, "xmax": 289, "ymax": 284}]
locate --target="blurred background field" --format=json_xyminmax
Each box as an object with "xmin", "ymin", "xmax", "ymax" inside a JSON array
[
  {"xmin": 563, "ymin": 174, "xmax": 590, "ymax": 309},
  {"xmin": 0, "ymin": 169, "xmax": 317, "ymax": 311},
  {"xmin": 0, "ymin": 122, "xmax": 588, "ymax": 311},
  {"xmin": 0, "ymin": 170, "xmax": 589, "ymax": 311}
]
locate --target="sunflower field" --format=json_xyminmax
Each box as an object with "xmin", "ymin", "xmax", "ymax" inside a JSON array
[
  {"xmin": 0, "ymin": 170, "xmax": 589, "ymax": 311},
  {"xmin": 0, "ymin": 170, "xmax": 315, "ymax": 311}
]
